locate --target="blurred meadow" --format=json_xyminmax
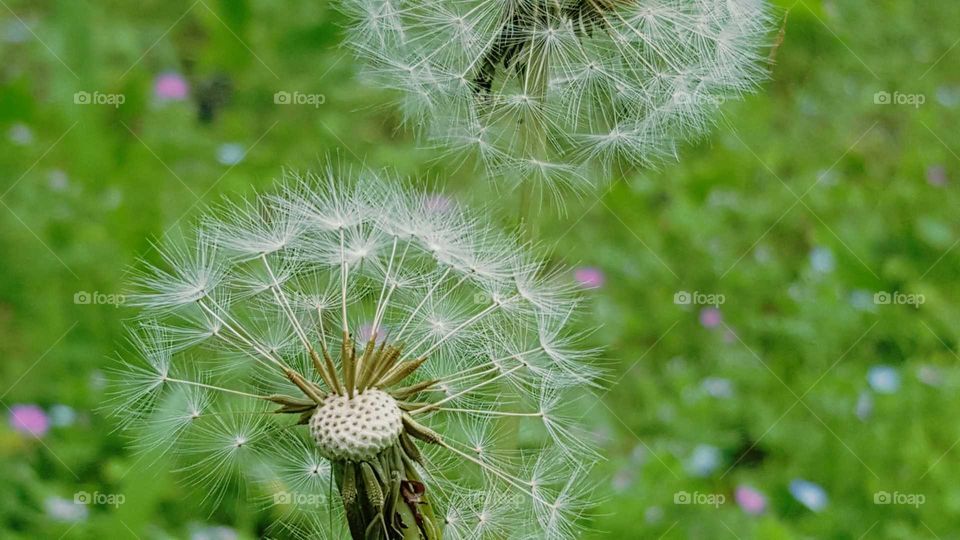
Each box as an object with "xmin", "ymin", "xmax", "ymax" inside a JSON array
[{"xmin": 2, "ymin": 0, "xmax": 960, "ymax": 538}]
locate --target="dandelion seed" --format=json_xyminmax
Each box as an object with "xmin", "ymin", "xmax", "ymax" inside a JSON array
[
  {"xmin": 113, "ymin": 166, "xmax": 599, "ymax": 538},
  {"xmin": 341, "ymin": 0, "xmax": 775, "ymax": 195}
]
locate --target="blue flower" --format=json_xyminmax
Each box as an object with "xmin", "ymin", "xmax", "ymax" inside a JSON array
[
  {"xmin": 867, "ymin": 365, "xmax": 901, "ymax": 394},
  {"xmin": 789, "ymin": 479, "xmax": 828, "ymax": 512}
]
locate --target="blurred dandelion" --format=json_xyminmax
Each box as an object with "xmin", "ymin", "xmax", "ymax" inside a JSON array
[
  {"xmin": 111, "ymin": 166, "xmax": 600, "ymax": 538},
  {"xmin": 341, "ymin": 0, "xmax": 774, "ymax": 197}
]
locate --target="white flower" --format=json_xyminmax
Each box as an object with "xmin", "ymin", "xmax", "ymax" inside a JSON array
[
  {"xmin": 341, "ymin": 0, "xmax": 775, "ymax": 195},
  {"xmin": 112, "ymin": 165, "xmax": 599, "ymax": 538}
]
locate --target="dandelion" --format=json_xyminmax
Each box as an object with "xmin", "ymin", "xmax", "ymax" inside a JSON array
[
  {"xmin": 341, "ymin": 0, "xmax": 775, "ymax": 195},
  {"xmin": 112, "ymin": 166, "xmax": 600, "ymax": 538}
]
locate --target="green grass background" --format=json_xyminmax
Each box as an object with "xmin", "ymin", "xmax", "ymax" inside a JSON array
[{"xmin": 2, "ymin": 0, "xmax": 959, "ymax": 538}]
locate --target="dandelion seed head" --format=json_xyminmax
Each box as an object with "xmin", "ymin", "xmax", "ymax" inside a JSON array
[
  {"xmin": 113, "ymin": 165, "xmax": 598, "ymax": 538},
  {"xmin": 341, "ymin": 0, "xmax": 775, "ymax": 196}
]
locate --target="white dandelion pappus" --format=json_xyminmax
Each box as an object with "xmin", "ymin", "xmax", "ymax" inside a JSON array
[
  {"xmin": 112, "ymin": 166, "xmax": 600, "ymax": 539},
  {"xmin": 341, "ymin": 0, "xmax": 775, "ymax": 195}
]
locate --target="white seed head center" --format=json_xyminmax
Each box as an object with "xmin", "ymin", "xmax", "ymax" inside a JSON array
[{"xmin": 309, "ymin": 389, "xmax": 403, "ymax": 462}]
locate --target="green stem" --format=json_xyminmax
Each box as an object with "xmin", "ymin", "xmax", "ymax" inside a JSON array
[{"xmin": 334, "ymin": 446, "xmax": 443, "ymax": 540}]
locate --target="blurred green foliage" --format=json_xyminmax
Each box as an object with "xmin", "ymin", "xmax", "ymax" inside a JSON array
[{"xmin": 1, "ymin": 0, "xmax": 959, "ymax": 538}]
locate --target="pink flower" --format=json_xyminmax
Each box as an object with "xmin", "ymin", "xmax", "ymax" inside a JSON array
[
  {"xmin": 154, "ymin": 73, "xmax": 189, "ymax": 101},
  {"xmin": 573, "ymin": 267, "xmax": 605, "ymax": 289},
  {"xmin": 9, "ymin": 404, "xmax": 49, "ymax": 437},
  {"xmin": 735, "ymin": 485, "xmax": 767, "ymax": 515},
  {"xmin": 699, "ymin": 307, "xmax": 722, "ymax": 328}
]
